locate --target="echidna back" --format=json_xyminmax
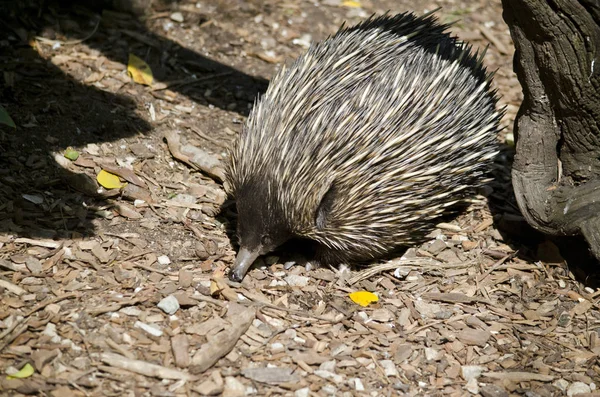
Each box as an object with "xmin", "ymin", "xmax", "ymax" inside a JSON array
[{"xmin": 228, "ymin": 12, "xmax": 502, "ymax": 267}]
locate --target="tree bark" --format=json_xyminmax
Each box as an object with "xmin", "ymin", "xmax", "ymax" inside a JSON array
[{"xmin": 502, "ymin": 0, "xmax": 600, "ymax": 263}]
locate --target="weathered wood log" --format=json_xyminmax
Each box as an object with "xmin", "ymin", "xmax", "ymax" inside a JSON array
[{"xmin": 502, "ymin": 0, "xmax": 600, "ymax": 263}]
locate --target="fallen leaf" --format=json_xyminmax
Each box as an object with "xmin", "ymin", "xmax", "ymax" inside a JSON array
[
  {"xmin": 97, "ymin": 170, "xmax": 127, "ymax": 189},
  {"xmin": 64, "ymin": 147, "xmax": 79, "ymax": 161},
  {"xmin": 342, "ymin": 0, "xmax": 361, "ymax": 7},
  {"xmin": 127, "ymin": 53, "xmax": 154, "ymax": 86},
  {"xmin": 349, "ymin": 291, "xmax": 378, "ymax": 307},
  {"xmin": 7, "ymin": 363, "xmax": 34, "ymax": 379},
  {"xmin": 0, "ymin": 104, "xmax": 16, "ymax": 128}
]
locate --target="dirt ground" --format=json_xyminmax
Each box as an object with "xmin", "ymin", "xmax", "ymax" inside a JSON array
[{"xmin": 1, "ymin": 0, "xmax": 599, "ymax": 396}]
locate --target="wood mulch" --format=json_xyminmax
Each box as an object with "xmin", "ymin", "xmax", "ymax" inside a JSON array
[{"xmin": 0, "ymin": 0, "xmax": 598, "ymax": 396}]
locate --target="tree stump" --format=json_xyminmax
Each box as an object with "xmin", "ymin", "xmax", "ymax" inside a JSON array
[{"xmin": 502, "ymin": 0, "xmax": 600, "ymax": 268}]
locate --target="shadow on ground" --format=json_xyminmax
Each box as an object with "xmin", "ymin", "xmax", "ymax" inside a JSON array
[
  {"xmin": 488, "ymin": 145, "xmax": 600, "ymax": 289},
  {"xmin": 0, "ymin": 0, "xmax": 267, "ymax": 239}
]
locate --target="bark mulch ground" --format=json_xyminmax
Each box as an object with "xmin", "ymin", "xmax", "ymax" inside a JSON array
[{"xmin": 0, "ymin": 0, "xmax": 599, "ymax": 396}]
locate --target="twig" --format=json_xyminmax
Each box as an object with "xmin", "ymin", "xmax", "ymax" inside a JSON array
[{"xmin": 35, "ymin": 19, "xmax": 100, "ymax": 46}]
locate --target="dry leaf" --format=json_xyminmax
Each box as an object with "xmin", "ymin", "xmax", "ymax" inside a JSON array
[
  {"xmin": 127, "ymin": 53, "xmax": 154, "ymax": 86},
  {"xmin": 97, "ymin": 170, "xmax": 127, "ymax": 189},
  {"xmin": 349, "ymin": 291, "xmax": 379, "ymax": 307},
  {"xmin": 7, "ymin": 363, "xmax": 34, "ymax": 379},
  {"xmin": 342, "ymin": 0, "xmax": 361, "ymax": 7}
]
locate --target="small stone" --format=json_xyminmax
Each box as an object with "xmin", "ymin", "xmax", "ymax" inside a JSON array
[
  {"xmin": 270, "ymin": 342, "xmax": 285, "ymax": 354},
  {"xmin": 292, "ymin": 34, "xmax": 312, "ymax": 48},
  {"xmin": 567, "ymin": 382, "xmax": 591, "ymax": 397},
  {"xmin": 295, "ymin": 388, "xmax": 310, "ymax": 397},
  {"xmin": 158, "ymin": 295, "xmax": 180, "ymax": 315},
  {"xmin": 222, "ymin": 376, "xmax": 245, "ymax": 397},
  {"xmin": 461, "ymin": 365, "xmax": 485, "ymax": 381},
  {"xmin": 553, "ymin": 379, "xmax": 569, "ymax": 391},
  {"xmin": 157, "ymin": 255, "xmax": 171, "ymax": 265},
  {"xmin": 284, "ymin": 274, "xmax": 309, "ymax": 287},
  {"xmin": 170, "ymin": 12, "xmax": 184, "ymax": 22},
  {"xmin": 351, "ymin": 378, "xmax": 365, "ymax": 391},
  {"xmin": 424, "ymin": 347, "xmax": 442, "ymax": 361}
]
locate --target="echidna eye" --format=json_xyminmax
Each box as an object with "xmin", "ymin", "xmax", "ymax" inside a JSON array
[{"xmin": 261, "ymin": 235, "xmax": 272, "ymax": 247}]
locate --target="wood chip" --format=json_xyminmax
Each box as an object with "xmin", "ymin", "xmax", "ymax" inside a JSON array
[{"xmin": 97, "ymin": 352, "xmax": 197, "ymax": 380}]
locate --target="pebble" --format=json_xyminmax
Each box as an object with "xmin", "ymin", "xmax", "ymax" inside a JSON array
[
  {"xmin": 351, "ymin": 378, "xmax": 365, "ymax": 391},
  {"xmin": 294, "ymin": 388, "xmax": 310, "ymax": 397},
  {"xmin": 553, "ymin": 379, "xmax": 569, "ymax": 391},
  {"xmin": 461, "ymin": 365, "xmax": 485, "ymax": 381},
  {"xmin": 157, "ymin": 295, "xmax": 180, "ymax": 314},
  {"xmin": 157, "ymin": 255, "xmax": 171, "ymax": 265},
  {"xmin": 567, "ymin": 382, "xmax": 591, "ymax": 397},
  {"xmin": 270, "ymin": 342, "xmax": 285, "ymax": 354},
  {"xmin": 222, "ymin": 376, "xmax": 245, "ymax": 397},
  {"xmin": 284, "ymin": 274, "xmax": 309, "ymax": 287},
  {"xmin": 292, "ymin": 34, "xmax": 312, "ymax": 48},
  {"xmin": 424, "ymin": 347, "xmax": 443, "ymax": 361},
  {"xmin": 170, "ymin": 12, "xmax": 184, "ymax": 22}
]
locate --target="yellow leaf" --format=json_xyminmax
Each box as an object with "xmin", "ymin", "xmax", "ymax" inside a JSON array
[
  {"xmin": 97, "ymin": 170, "xmax": 126, "ymax": 189},
  {"xmin": 349, "ymin": 291, "xmax": 378, "ymax": 307},
  {"xmin": 342, "ymin": 0, "xmax": 361, "ymax": 7},
  {"xmin": 7, "ymin": 363, "xmax": 34, "ymax": 379},
  {"xmin": 127, "ymin": 53, "xmax": 154, "ymax": 86}
]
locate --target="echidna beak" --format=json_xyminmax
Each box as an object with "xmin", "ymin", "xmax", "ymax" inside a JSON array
[{"xmin": 229, "ymin": 247, "xmax": 261, "ymax": 282}]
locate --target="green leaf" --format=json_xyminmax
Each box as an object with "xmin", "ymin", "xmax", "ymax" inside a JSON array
[
  {"xmin": 7, "ymin": 363, "xmax": 34, "ymax": 379},
  {"xmin": 64, "ymin": 147, "xmax": 80, "ymax": 161},
  {"xmin": 0, "ymin": 104, "xmax": 16, "ymax": 128}
]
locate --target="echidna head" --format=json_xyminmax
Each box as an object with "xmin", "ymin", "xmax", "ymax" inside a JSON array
[{"xmin": 229, "ymin": 180, "xmax": 293, "ymax": 282}]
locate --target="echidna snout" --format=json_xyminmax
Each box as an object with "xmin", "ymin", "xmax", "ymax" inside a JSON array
[
  {"xmin": 230, "ymin": 186, "xmax": 294, "ymax": 282},
  {"xmin": 226, "ymin": 12, "xmax": 503, "ymax": 281}
]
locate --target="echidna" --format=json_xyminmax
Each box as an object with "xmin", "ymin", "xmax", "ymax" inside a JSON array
[{"xmin": 226, "ymin": 12, "xmax": 502, "ymax": 282}]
